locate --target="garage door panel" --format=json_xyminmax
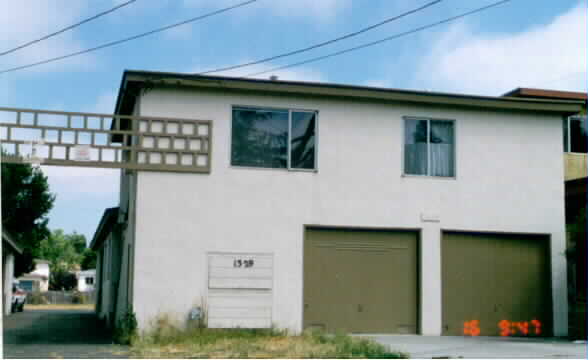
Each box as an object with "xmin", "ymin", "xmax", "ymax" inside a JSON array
[
  {"xmin": 304, "ymin": 228, "xmax": 418, "ymax": 334},
  {"xmin": 442, "ymin": 232, "xmax": 552, "ymax": 337}
]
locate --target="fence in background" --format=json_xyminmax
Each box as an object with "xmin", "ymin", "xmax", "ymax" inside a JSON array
[{"xmin": 27, "ymin": 290, "xmax": 96, "ymax": 305}]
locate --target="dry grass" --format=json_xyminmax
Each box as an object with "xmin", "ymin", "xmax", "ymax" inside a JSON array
[
  {"xmin": 130, "ymin": 314, "xmax": 408, "ymax": 358},
  {"xmin": 24, "ymin": 304, "xmax": 95, "ymax": 311}
]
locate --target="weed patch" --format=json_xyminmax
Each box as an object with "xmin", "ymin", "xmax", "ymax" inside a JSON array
[{"xmin": 131, "ymin": 316, "xmax": 408, "ymax": 358}]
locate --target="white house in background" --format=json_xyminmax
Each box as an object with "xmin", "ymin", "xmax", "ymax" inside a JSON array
[
  {"xmin": 76, "ymin": 269, "xmax": 96, "ymax": 292},
  {"xmin": 18, "ymin": 259, "xmax": 50, "ymax": 292},
  {"xmin": 3, "ymin": 229, "xmax": 22, "ymax": 316},
  {"xmin": 93, "ymin": 70, "xmax": 584, "ymax": 336}
]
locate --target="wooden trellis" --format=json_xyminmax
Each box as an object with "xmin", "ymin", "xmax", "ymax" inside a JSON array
[{"xmin": 0, "ymin": 107, "xmax": 211, "ymax": 173}]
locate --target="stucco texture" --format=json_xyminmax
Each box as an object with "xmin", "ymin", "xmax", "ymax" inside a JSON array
[{"xmin": 130, "ymin": 87, "xmax": 568, "ymax": 336}]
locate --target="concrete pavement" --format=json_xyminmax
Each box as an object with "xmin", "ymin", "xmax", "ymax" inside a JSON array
[
  {"xmin": 363, "ymin": 335, "xmax": 587, "ymax": 359},
  {"xmin": 3, "ymin": 308, "xmax": 128, "ymax": 359}
]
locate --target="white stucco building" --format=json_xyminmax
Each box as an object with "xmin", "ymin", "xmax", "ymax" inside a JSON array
[
  {"xmin": 76, "ymin": 269, "xmax": 96, "ymax": 292},
  {"xmin": 93, "ymin": 70, "xmax": 584, "ymax": 336},
  {"xmin": 18, "ymin": 259, "xmax": 50, "ymax": 293}
]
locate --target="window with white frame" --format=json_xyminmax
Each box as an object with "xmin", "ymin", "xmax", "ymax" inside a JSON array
[
  {"xmin": 563, "ymin": 115, "xmax": 587, "ymax": 153},
  {"xmin": 404, "ymin": 118, "xmax": 455, "ymax": 177},
  {"xmin": 231, "ymin": 107, "xmax": 317, "ymax": 170}
]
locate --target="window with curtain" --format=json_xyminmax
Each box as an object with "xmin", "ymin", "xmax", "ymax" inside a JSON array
[
  {"xmin": 231, "ymin": 107, "xmax": 317, "ymax": 170},
  {"xmin": 404, "ymin": 118, "xmax": 455, "ymax": 177}
]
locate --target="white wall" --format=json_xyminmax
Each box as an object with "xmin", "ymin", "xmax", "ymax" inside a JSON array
[
  {"xmin": 3, "ymin": 252, "xmax": 15, "ymax": 315},
  {"xmin": 32, "ymin": 263, "xmax": 49, "ymax": 278},
  {"xmin": 131, "ymin": 87, "xmax": 568, "ymax": 335}
]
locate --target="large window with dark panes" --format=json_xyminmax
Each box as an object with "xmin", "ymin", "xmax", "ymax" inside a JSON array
[
  {"xmin": 404, "ymin": 117, "xmax": 455, "ymax": 177},
  {"xmin": 563, "ymin": 116, "xmax": 587, "ymax": 153},
  {"xmin": 231, "ymin": 107, "xmax": 317, "ymax": 170}
]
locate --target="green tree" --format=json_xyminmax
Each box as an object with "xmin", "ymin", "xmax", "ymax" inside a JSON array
[
  {"xmin": 1, "ymin": 161, "xmax": 55, "ymax": 276},
  {"xmin": 81, "ymin": 248, "xmax": 97, "ymax": 270},
  {"xmin": 50, "ymin": 270, "xmax": 77, "ymax": 291},
  {"xmin": 38, "ymin": 229, "xmax": 84, "ymax": 273}
]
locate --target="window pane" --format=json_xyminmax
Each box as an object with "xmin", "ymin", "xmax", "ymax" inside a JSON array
[
  {"xmin": 404, "ymin": 119, "xmax": 428, "ymax": 175},
  {"xmin": 231, "ymin": 108, "xmax": 288, "ymax": 168},
  {"xmin": 430, "ymin": 120, "xmax": 455, "ymax": 177},
  {"xmin": 563, "ymin": 117, "xmax": 569, "ymax": 152},
  {"xmin": 291, "ymin": 112, "xmax": 316, "ymax": 169},
  {"xmin": 570, "ymin": 116, "xmax": 587, "ymax": 153}
]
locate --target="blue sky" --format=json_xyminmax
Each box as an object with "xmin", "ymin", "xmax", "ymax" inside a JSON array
[{"xmin": 0, "ymin": 0, "xmax": 586, "ymax": 243}]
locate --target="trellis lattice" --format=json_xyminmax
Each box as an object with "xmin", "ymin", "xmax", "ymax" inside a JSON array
[{"xmin": 0, "ymin": 107, "xmax": 211, "ymax": 173}]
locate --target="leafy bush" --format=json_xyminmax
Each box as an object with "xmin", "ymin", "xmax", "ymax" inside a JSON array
[
  {"xmin": 71, "ymin": 291, "xmax": 89, "ymax": 304},
  {"xmin": 28, "ymin": 291, "xmax": 49, "ymax": 305},
  {"xmin": 113, "ymin": 309, "xmax": 138, "ymax": 345}
]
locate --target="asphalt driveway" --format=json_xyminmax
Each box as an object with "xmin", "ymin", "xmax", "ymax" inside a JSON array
[
  {"xmin": 364, "ymin": 335, "xmax": 587, "ymax": 359},
  {"xmin": 3, "ymin": 308, "xmax": 128, "ymax": 359}
]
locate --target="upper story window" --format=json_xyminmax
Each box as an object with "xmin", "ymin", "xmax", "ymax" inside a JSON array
[
  {"xmin": 231, "ymin": 106, "xmax": 317, "ymax": 170},
  {"xmin": 404, "ymin": 118, "xmax": 455, "ymax": 178},
  {"xmin": 564, "ymin": 116, "xmax": 587, "ymax": 153}
]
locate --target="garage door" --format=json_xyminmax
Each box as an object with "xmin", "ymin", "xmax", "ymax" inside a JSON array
[
  {"xmin": 303, "ymin": 228, "xmax": 418, "ymax": 334},
  {"xmin": 442, "ymin": 232, "xmax": 552, "ymax": 336}
]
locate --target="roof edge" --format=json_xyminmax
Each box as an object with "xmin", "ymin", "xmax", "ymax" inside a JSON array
[
  {"xmin": 117, "ymin": 70, "xmax": 584, "ymax": 115},
  {"xmin": 90, "ymin": 207, "xmax": 119, "ymax": 250}
]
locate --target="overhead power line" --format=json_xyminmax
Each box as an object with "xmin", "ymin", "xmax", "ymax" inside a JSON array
[
  {"xmin": 244, "ymin": 0, "xmax": 514, "ymax": 78},
  {"xmin": 0, "ymin": 0, "xmax": 258, "ymax": 75},
  {"xmin": 198, "ymin": 0, "xmax": 442, "ymax": 75},
  {"xmin": 0, "ymin": 0, "xmax": 138, "ymax": 57}
]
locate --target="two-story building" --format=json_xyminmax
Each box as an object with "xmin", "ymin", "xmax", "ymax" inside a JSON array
[{"xmin": 93, "ymin": 70, "xmax": 584, "ymax": 337}]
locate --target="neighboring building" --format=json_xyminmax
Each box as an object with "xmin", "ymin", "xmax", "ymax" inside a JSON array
[
  {"xmin": 95, "ymin": 70, "xmax": 584, "ymax": 336},
  {"xmin": 91, "ymin": 207, "xmax": 123, "ymax": 328},
  {"xmin": 17, "ymin": 259, "xmax": 50, "ymax": 292},
  {"xmin": 2, "ymin": 229, "xmax": 23, "ymax": 316},
  {"xmin": 76, "ymin": 269, "xmax": 96, "ymax": 292},
  {"xmin": 503, "ymin": 88, "xmax": 587, "ymax": 181},
  {"xmin": 504, "ymin": 87, "xmax": 587, "ymax": 339}
]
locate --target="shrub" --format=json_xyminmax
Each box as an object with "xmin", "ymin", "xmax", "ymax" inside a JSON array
[
  {"xmin": 28, "ymin": 291, "xmax": 49, "ymax": 305},
  {"xmin": 114, "ymin": 309, "xmax": 138, "ymax": 345},
  {"xmin": 71, "ymin": 291, "xmax": 87, "ymax": 304}
]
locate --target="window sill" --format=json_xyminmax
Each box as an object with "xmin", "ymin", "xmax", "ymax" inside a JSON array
[
  {"xmin": 401, "ymin": 174, "xmax": 456, "ymax": 180},
  {"xmin": 230, "ymin": 165, "xmax": 318, "ymax": 173}
]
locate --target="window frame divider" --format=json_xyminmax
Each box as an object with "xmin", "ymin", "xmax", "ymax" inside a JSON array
[{"xmin": 230, "ymin": 105, "xmax": 318, "ymax": 172}]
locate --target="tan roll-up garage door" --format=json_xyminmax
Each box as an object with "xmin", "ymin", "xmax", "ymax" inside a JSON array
[
  {"xmin": 442, "ymin": 232, "xmax": 552, "ymax": 336},
  {"xmin": 303, "ymin": 228, "xmax": 419, "ymax": 334}
]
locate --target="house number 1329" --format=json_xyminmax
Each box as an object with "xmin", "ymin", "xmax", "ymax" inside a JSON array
[{"xmin": 233, "ymin": 259, "xmax": 254, "ymax": 268}]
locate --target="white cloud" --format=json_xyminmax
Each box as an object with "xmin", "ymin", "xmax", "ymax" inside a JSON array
[
  {"xmin": 182, "ymin": 0, "xmax": 350, "ymax": 21},
  {"xmin": 0, "ymin": 1, "xmax": 97, "ymax": 74},
  {"xmin": 362, "ymin": 79, "xmax": 392, "ymax": 89},
  {"xmin": 414, "ymin": 3, "xmax": 587, "ymax": 96}
]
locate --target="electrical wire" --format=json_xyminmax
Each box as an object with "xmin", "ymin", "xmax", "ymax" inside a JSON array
[
  {"xmin": 198, "ymin": 0, "xmax": 442, "ymax": 75},
  {"xmin": 0, "ymin": 0, "xmax": 138, "ymax": 56},
  {"xmin": 244, "ymin": 0, "xmax": 514, "ymax": 78},
  {"xmin": 0, "ymin": 0, "xmax": 258, "ymax": 75}
]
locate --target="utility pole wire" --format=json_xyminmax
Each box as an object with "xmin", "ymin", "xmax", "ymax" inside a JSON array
[
  {"xmin": 0, "ymin": 0, "xmax": 138, "ymax": 56},
  {"xmin": 244, "ymin": 0, "xmax": 514, "ymax": 78},
  {"xmin": 198, "ymin": 0, "xmax": 442, "ymax": 75},
  {"xmin": 0, "ymin": 0, "xmax": 258, "ymax": 75}
]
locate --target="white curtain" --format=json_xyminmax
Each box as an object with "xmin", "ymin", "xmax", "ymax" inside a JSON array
[
  {"xmin": 430, "ymin": 121, "xmax": 454, "ymax": 177},
  {"xmin": 404, "ymin": 119, "xmax": 427, "ymax": 175},
  {"xmin": 404, "ymin": 143, "xmax": 428, "ymax": 175}
]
